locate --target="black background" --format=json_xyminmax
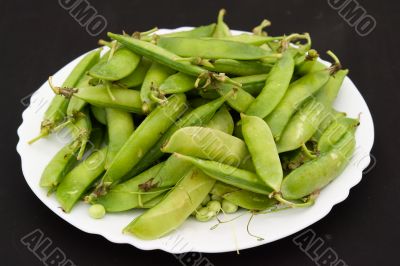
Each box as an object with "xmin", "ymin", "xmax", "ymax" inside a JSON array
[{"xmin": 2, "ymin": 0, "xmax": 398, "ymax": 265}]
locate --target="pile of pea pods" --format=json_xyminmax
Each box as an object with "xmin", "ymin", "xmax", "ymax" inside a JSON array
[{"xmin": 30, "ymin": 9, "xmax": 359, "ymax": 240}]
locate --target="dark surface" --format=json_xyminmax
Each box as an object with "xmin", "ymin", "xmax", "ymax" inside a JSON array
[{"xmin": 1, "ymin": 0, "xmax": 398, "ymax": 265}]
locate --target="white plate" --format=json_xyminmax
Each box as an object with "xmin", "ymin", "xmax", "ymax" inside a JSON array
[{"xmin": 17, "ymin": 28, "xmax": 374, "ymax": 253}]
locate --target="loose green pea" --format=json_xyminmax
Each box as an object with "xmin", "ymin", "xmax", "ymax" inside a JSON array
[
  {"xmin": 221, "ymin": 199, "xmax": 238, "ymax": 214},
  {"xmin": 207, "ymin": 200, "xmax": 221, "ymax": 212},
  {"xmin": 195, "ymin": 207, "xmax": 216, "ymax": 222},
  {"xmin": 89, "ymin": 204, "xmax": 106, "ymax": 219}
]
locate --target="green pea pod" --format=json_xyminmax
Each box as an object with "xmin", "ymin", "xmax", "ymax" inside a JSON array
[
  {"xmin": 39, "ymin": 113, "xmax": 97, "ymax": 193},
  {"xmin": 312, "ymin": 110, "xmax": 346, "ymax": 141},
  {"xmin": 56, "ymin": 146, "xmax": 108, "ymax": 212},
  {"xmin": 30, "ymin": 49, "xmax": 101, "ymax": 143},
  {"xmin": 210, "ymin": 183, "xmax": 277, "ymax": 211},
  {"xmin": 100, "ymin": 94, "xmax": 187, "ymax": 187},
  {"xmin": 39, "ymin": 141, "xmax": 80, "ymax": 192},
  {"xmin": 277, "ymin": 69, "xmax": 349, "ymax": 153},
  {"xmin": 105, "ymin": 108, "xmax": 135, "ymax": 169},
  {"xmin": 159, "ymin": 72, "xmax": 196, "ymax": 94},
  {"xmin": 108, "ymin": 33, "xmax": 208, "ymax": 77},
  {"xmin": 217, "ymin": 34, "xmax": 283, "ymax": 46},
  {"xmin": 95, "ymin": 162, "xmax": 165, "ymax": 212},
  {"xmin": 204, "ymin": 59, "xmax": 272, "ymax": 76},
  {"xmin": 162, "ymin": 127, "xmax": 254, "ymax": 170},
  {"xmin": 176, "ymin": 154, "xmax": 271, "ymax": 195},
  {"xmin": 157, "ymin": 37, "xmax": 278, "ymax": 60},
  {"xmin": 233, "ymin": 74, "xmax": 268, "ymax": 95},
  {"xmin": 142, "ymin": 24, "xmax": 216, "ymax": 41},
  {"xmin": 140, "ymin": 62, "xmax": 174, "ymax": 113},
  {"xmin": 241, "ymin": 114, "xmax": 283, "ymax": 191},
  {"xmin": 281, "ymin": 131, "xmax": 356, "ymax": 200},
  {"xmin": 265, "ymin": 69, "xmax": 332, "ymax": 140},
  {"xmin": 89, "ymin": 48, "xmax": 140, "ymax": 81},
  {"xmin": 90, "ymin": 105, "xmax": 107, "ymax": 125},
  {"xmin": 125, "ymin": 95, "xmax": 228, "ymax": 178},
  {"xmin": 63, "ymin": 84, "xmax": 142, "ymax": 113},
  {"xmin": 212, "ymin": 9, "xmax": 231, "ymax": 38},
  {"xmin": 119, "ymin": 57, "xmax": 152, "ymax": 88},
  {"xmin": 123, "ymin": 168, "xmax": 215, "ymax": 240},
  {"xmin": 246, "ymin": 50, "xmax": 296, "ymax": 118},
  {"xmin": 318, "ymin": 116, "xmax": 359, "ymax": 153},
  {"xmin": 206, "ymin": 105, "xmax": 233, "ymax": 134}
]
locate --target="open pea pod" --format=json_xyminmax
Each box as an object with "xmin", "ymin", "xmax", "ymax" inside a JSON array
[{"xmin": 89, "ymin": 48, "xmax": 140, "ymax": 81}]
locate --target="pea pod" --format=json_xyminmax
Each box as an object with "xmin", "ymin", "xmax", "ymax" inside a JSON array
[
  {"xmin": 141, "ymin": 24, "xmax": 216, "ymax": 41},
  {"xmin": 56, "ymin": 146, "xmax": 108, "ymax": 212},
  {"xmin": 318, "ymin": 116, "xmax": 359, "ymax": 153},
  {"xmin": 89, "ymin": 48, "xmax": 140, "ymax": 81},
  {"xmin": 140, "ymin": 62, "xmax": 174, "ymax": 113},
  {"xmin": 241, "ymin": 114, "xmax": 283, "ymax": 191},
  {"xmin": 90, "ymin": 105, "xmax": 107, "ymax": 125},
  {"xmin": 176, "ymin": 154, "xmax": 271, "ymax": 195},
  {"xmin": 212, "ymin": 9, "xmax": 231, "ymax": 38},
  {"xmin": 100, "ymin": 94, "xmax": 187, "ymax": 187},
  {"xmin": 119, "ymin": 57, "xmax": 152, "ymax": 88},
  {"xmin": 162, "ymin": 127, "xmax": 254, "ymax": 170},
  {"xmin": 157, "ymin": 37, "xmax": 279, "ymax": 60},
  {"xmin": 123, "ymin": 168, "xmax": 215, "ymax": 240},
  {"xmin": 29, "ymin": 49, "xmax": 101, "ymax": 143},
  {"xmin": 277, "ymin": 69, "xmax": 348, "ymax": 153},
  {"xmin": 246, "ymin": 50, "xmax": 296, "ymax": 118},
  {"xmin": 281, "ymin": 131, "xmax": 356, "ymax": 200},
  {"xmin": 125, "ymin": 95, "xmax": 228, "ymax": 178},
  {"xmin": 265, "ymin": 68, "xmax": 334, "ymax": 140},
  {"xmin": 204, "ymin": 59, "xmax": 272, "ymax": 76},
  {"xmin": 94, "ymin": 162, "xmax": 165, "ymax": 212},
  {"xmin": 211, "ymin": 183, "xmax": 277, "ymax": 211},
  {"xmin": 159, "ymin": 72, "xmax": 196, "ymax": 94},
  {"xmin": 108, "ymin": 33, "xmax": 207, "ymax": 77},
  {"xmin": 105, "ymin": 108, "xmax": 135, "ymax": 169},
  {"xmin": 55, "ymin": 84, "xmax": 142, "ymax": 113}
]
